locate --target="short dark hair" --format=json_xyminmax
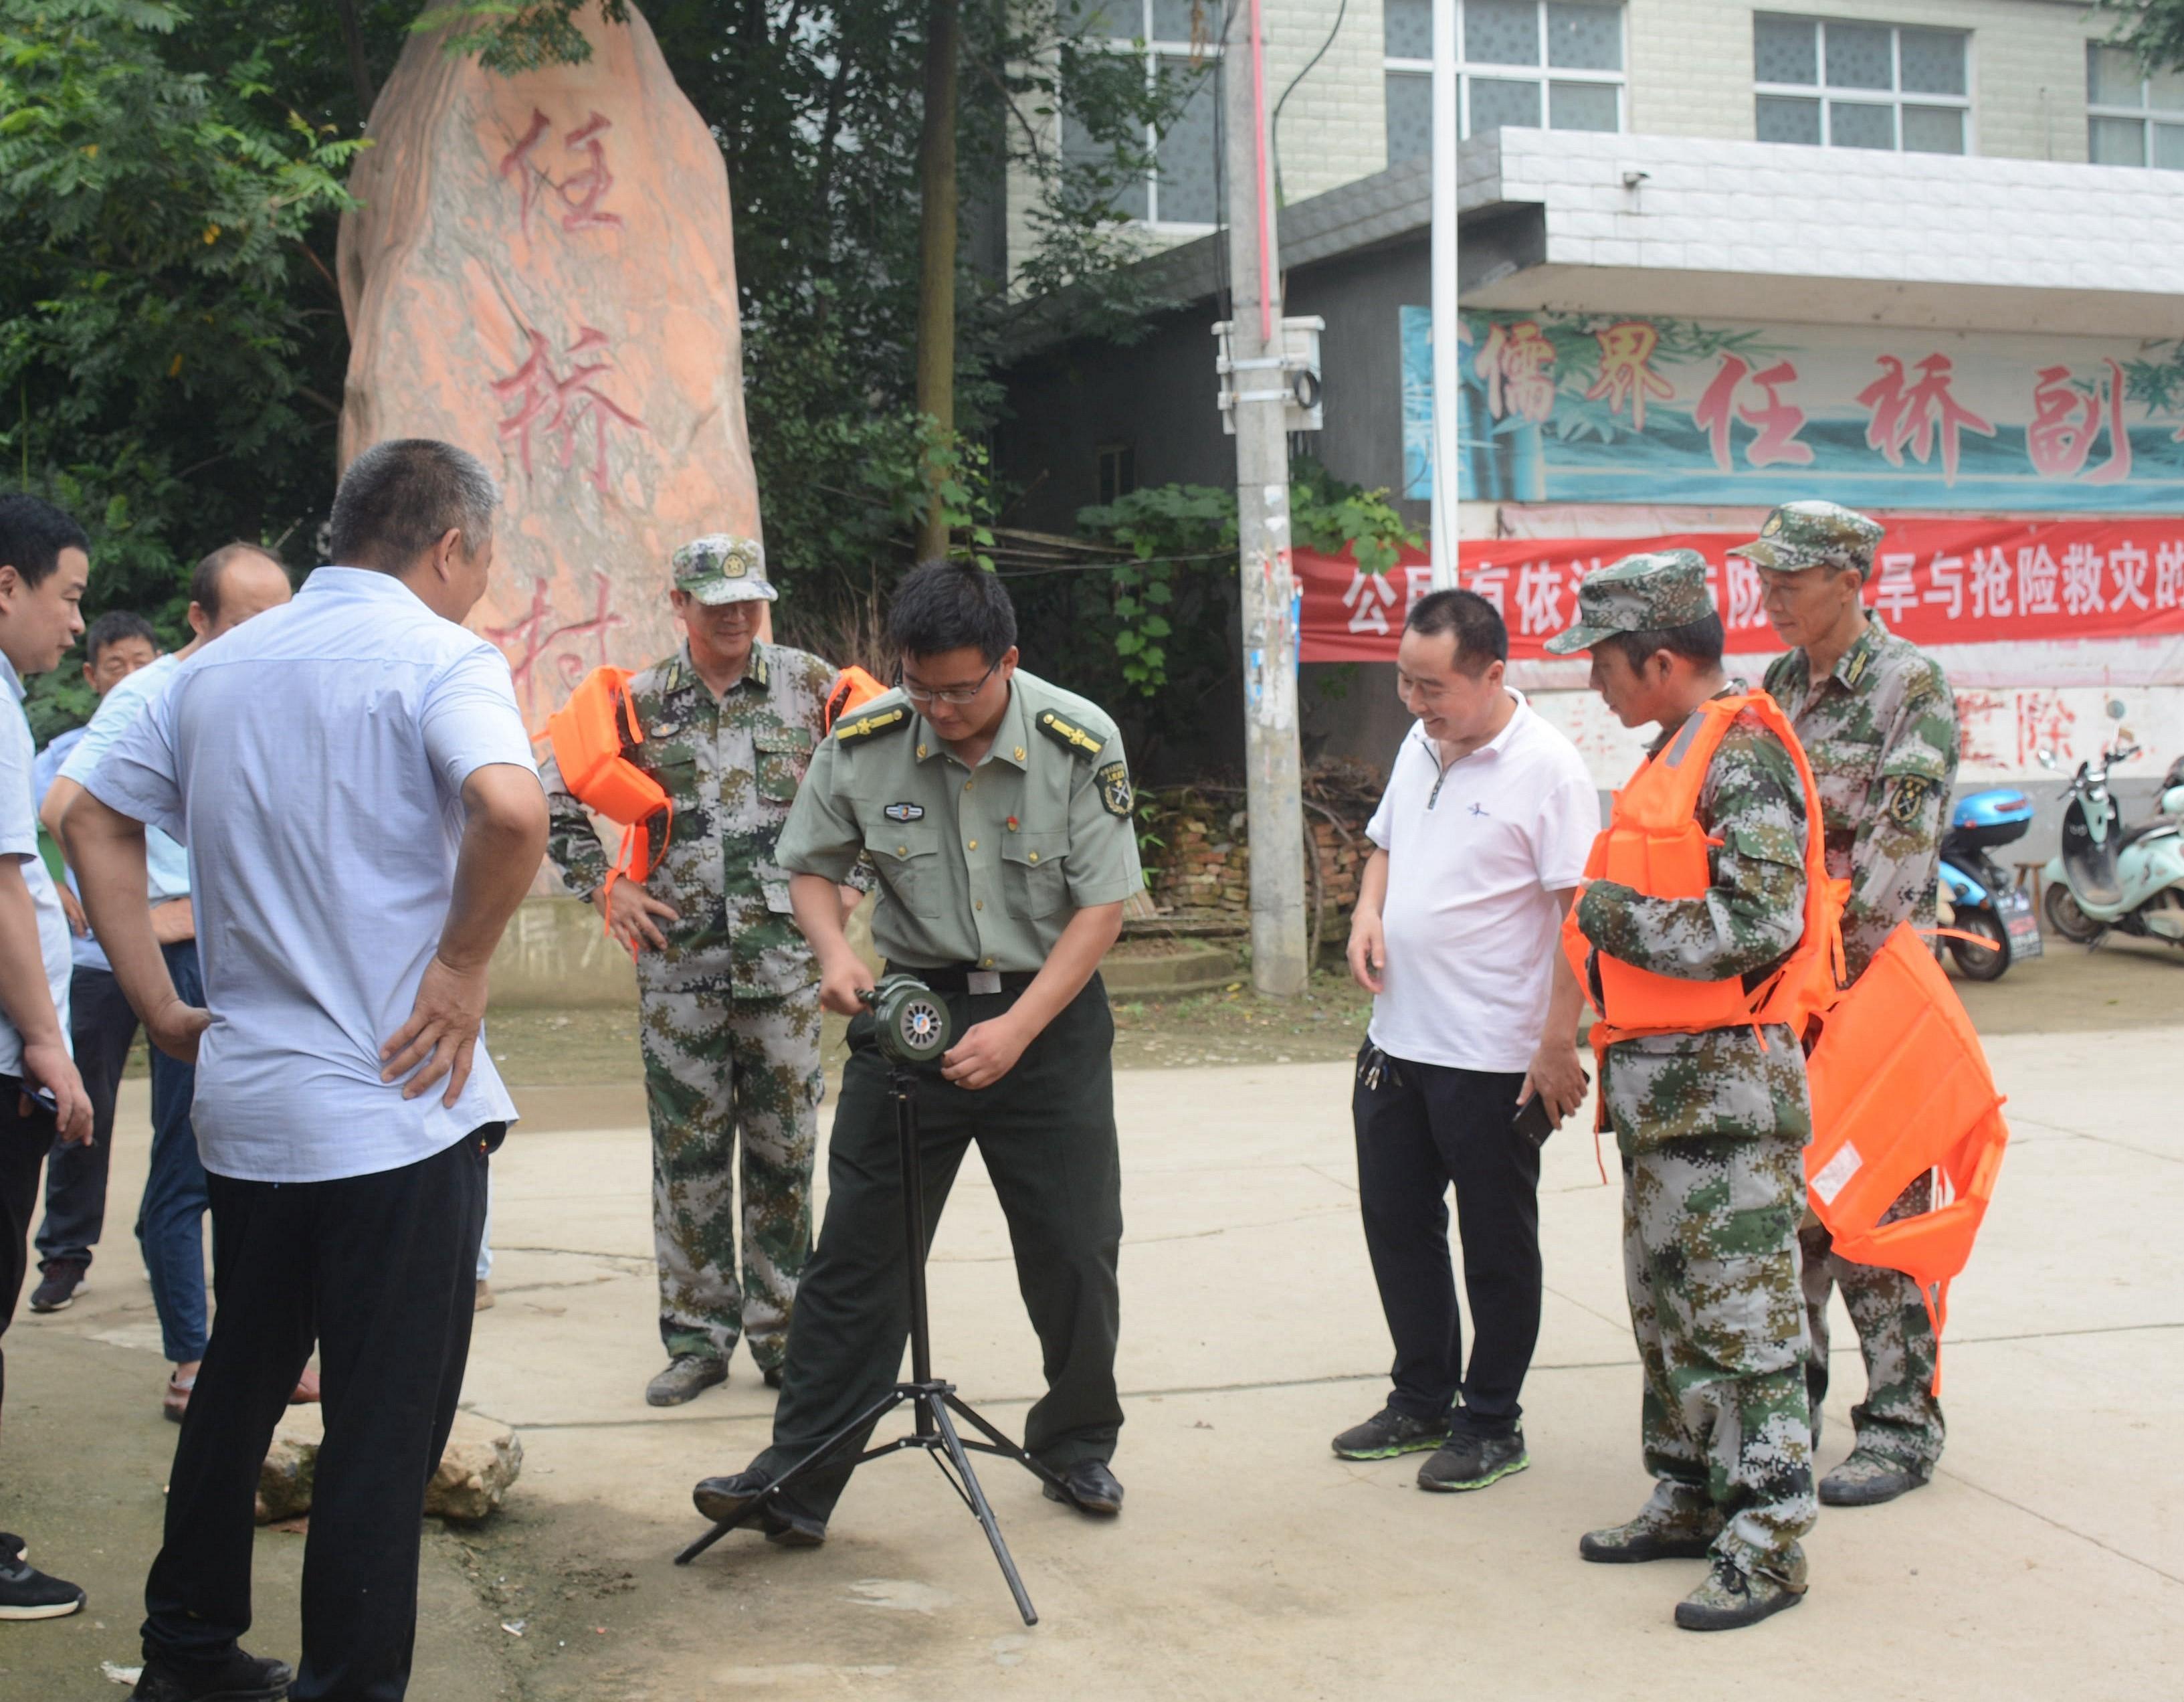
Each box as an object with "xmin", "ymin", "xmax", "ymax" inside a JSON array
[
  {"xmin": 887, "ymin": 559, "xmax": 1017, "ymax": 664},
  {"xmin": 0, "ymin": 493, "xmax": 90, "ymax": 589},
  {"xmin": 84, "ymin": 610, "xmax": 158, "ymax": 665},
  {"xmin": 1406, "ymin": 588, "xmax": 1506, "ymax": 675},
  {"xmin": 189, "ymin": 541, "xmax": 286, "ymax": 620},
  {"xmin": 328, "ymin": 440, "xmax": 500, "ymax": 572},
  {"xmin": 1599, "ymin": 612, "xmax": 1726, "ymax": 673}
]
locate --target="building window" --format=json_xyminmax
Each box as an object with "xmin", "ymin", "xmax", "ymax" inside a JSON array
[
  {"xmin": 1753, "ymin": 15, "xmax": 1971, "ymax": 155},
  {"xmin": 2086, "ymin": 43, "xmax": 2184, "ymax": 169},
  {"xmin": 1063, "ymin": 2, "xmax": 1221, "ymax": 229},
  {"xmin": 1385, "ymin": 0, "xmax": 1625, "ymax": 165},
  {"xmin": 1096, "ymin": 442, "xmax": 1137, "ymax": 506}
]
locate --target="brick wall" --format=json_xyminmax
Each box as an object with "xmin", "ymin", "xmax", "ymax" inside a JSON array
[{"xmin": 1140, "ymin": 762, "xmax": 1383, "ymax": 933}]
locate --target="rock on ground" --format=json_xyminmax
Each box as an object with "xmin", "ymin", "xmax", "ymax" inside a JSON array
[{"xmin": 257, "ymin": 1407, "xmax": 523, "ymax": 1525}]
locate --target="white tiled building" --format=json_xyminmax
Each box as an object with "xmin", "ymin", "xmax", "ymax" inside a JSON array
[{"xmin": 1005, "ymin": 2, "xmax": 2184, "ymax": 797}]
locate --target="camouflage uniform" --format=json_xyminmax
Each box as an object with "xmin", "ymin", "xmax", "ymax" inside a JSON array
[
  {"xmin": 1549, "ymin": 554, "xmax": 1817, "ymax": 1596},
  {"xmin": 1739, "ymin": 502, "xmax": 1960, "ymax": 1475},
  {"xmin": 543, "ymin": 546, "xmax": 843, "ymax": 1374}
]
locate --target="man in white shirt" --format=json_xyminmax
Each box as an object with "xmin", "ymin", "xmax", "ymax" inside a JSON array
[
  {"xmin": 0, "ymin": 494, "xmax": 96, "ymax": 1623},
  {"xmin": 67, "ymin": 440, "xmax": 548, "ymax": 1702},
  {"xmin": 41, "ymin": 544, "xmax": 293, "ymax": 1418},
  {"xmin": 1332, "ymin": 589, "xmax": 1598, "ymax": 1494}
]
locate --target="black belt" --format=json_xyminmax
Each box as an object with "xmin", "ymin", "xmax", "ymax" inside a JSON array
[{"xmin": 884, "ymin": 961, "xmax": 1039, "ymax": 994}]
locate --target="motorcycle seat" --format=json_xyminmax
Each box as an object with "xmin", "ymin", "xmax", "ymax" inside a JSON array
[{"xmin": 2119, "ymin": 819, "xmax": 2180, "ymax": 851}]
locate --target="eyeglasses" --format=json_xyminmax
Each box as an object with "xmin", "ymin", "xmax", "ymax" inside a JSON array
[{"xmin": 896, "ymin": 660, "xmax": 999, "ymax": 706}]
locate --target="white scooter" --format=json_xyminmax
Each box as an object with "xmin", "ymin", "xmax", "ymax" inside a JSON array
[{"xmin": 2037, "ymin": 703, "xmax": 2184, "ymax": 950}]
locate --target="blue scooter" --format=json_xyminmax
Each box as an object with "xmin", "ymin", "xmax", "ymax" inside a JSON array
[
  {"xmin": 2036, "ymin": 708, "xmax": 2184, "ymax": 951},
  {"xmin": 1938, "ymin": 789, "xmax": 2040, "ymax": 981}
]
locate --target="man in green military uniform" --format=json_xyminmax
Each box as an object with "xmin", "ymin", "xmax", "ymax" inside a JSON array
[
  {"xmin": 1547, "ymin": 553, "xmax": 1817, "ymax": 1632},
  {"xmin": 542, "ymin": 535, "xmax": 861, "ymax": 1406},
  {"xmin": 1733, "ymin": 499, "xmax": 1959, "ymax": 1507},
  {"xmin": 690, "ymin": 558, "xmax": 1143, "ymax": 1541}
]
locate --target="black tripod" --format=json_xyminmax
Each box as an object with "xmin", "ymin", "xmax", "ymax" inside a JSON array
[{"xmin": 673, "ymin": 1055, "xmax": 1065, "ymax": 1626}]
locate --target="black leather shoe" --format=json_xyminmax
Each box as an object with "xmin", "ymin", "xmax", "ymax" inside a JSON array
[
  {"xmin": 129, "ymin": 1650, "xmax": 294, "ymax": 1701},
  {"xmin": 1041, "ymin": 1459, "xmax": 1124, "ymax": 1516},
  {"xmin": 691, "ymin": 1470, "xmax": 827, "ymax": 1547}
]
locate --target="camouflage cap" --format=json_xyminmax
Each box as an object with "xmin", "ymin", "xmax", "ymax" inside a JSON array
[
  {"xmin": 672, "ymin": 534, "xmax": 776, "ymax": 605},
  {"xmin": 1727, "ymin": 500, "xmax": 1884, "ymax": 579},
  {"xmin": 1543, "ymin": 549, "xmax": 1716, "ymax": 654}
]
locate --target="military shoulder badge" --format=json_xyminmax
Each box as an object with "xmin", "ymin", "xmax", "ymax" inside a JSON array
[
  {"xmin": 1887, "ymin": 775, "xmax": 1932, "ymax": 828},
  {"xmin": 1096, "ymin": 759, "xmax": 1133, "ymax": 817},
  {"xmin": 835, "ymin": 705, "xmax": 910, "ymax": 744},
  {"xmin": 1036, "ymin": 708, "xmax": 1105, "ymax": 758}
]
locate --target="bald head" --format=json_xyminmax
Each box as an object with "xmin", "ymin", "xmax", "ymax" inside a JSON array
[{"xmin": 188, "ymin": 543, "xmax": 293, "ymax": 641}]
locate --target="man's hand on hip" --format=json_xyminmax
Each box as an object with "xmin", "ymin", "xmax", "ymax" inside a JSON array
[
  {"xmin": 1347, "ymin": 910, "xmax": 1387, "ymax": 994},
  {"xmin": 144, "ymin": 992, "xmax": 212, "ymax": 1068},
  {"xmin": 598, "ymin": 880, "xmax": 678, "ymax": 954},
  {"xmin": 1519, "ymin": 1038, "xmax": 1589, "ymax": 1128},
  {"xmin": 381, "ymin": 954, "xmax": 491, "ymax": 1107}
]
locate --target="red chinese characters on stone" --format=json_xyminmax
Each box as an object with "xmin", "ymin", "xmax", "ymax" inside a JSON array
[
  {"xmin": 1583, "ymin": 322, "xmax": 1674, "ymax": 432},
  {"xmin": 493, "ymin": 325, "xmax": 648, "ymax": 495},
  {"xmin": 2025, "ymin": 360, "xmax": 2132, "ymax": 486},
  {"xmin": 1694, "ymin": 354, "xmax": 1813, "ymax": 472},
  {"xmin": 486, "ymin": 572, "xmax": 629, "ymax": 731},
  {"xmin": 1475, "ymin": 320, "xmax": 1558, "ymax": 423},
  {"xmin": 498, "ymin": 108, "xmax": 624, "ymax": 238},
  {"xmin": 1856, "ymin": 353, "xmax": 1995, "ymax": 484}
]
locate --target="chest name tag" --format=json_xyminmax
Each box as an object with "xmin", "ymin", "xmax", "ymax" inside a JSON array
[{"xmin": 883, "ymin": 801, "xmax": 925, "ymax": 823}]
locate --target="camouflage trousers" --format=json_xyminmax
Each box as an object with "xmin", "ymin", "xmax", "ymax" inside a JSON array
[
  {"xmin": 1799, "ymin": 1171, "xmax": 1945, "ymax": 1469},
  {"xmin": 1621, "ymin": 1133, "xmax": 1817, "ymax": 1588},
  {"xmin": 637, "ymin": 971, "xmax": 823, "ymax": 1369}
]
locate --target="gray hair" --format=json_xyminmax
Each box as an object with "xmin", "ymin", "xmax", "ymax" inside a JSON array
[{"xmin": 328, "ymin": 440, "xmax": 501, "ymax": 572}]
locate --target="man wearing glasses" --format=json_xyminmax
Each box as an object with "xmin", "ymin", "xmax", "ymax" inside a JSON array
[
  {"xmin": 542, "ymin": 536, "xmax": 860, "ymax": 1407},
  {"xmin": 690, "ymin": 557, "xmax": 1142, "ymax": 1543}
]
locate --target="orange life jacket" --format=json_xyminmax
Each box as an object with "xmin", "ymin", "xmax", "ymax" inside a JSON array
[
  {"xmin": 1803, "ymin": 922, "xmax": 2009, "ymax": 1392},
  {"xmin": 1561, "ymin": 690, "xmax": 1846, "ymax": 1053},
  {"xmin": 543, "ymin": 667, "xmax": 673, "ymax": 936},
  {"xmin": 823, "ymin": 665, "xmax": 888, "ymax": 733}
]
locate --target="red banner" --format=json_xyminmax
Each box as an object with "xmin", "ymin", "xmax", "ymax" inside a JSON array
[{"xmin": 1300, "ymin": 518, "xmax": 2184, "ymax": 663}]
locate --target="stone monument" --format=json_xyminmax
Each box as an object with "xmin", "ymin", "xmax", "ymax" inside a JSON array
[{"xmin": 337, "ymin": 3, "xmax": 761, "ymax": 731}]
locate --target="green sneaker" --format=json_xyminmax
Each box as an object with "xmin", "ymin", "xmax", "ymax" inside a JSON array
[
  {"xmin": 1416, "ymin": 1426, "xmax": 1528, "ymax": 1492},
  {"xmin": 1330, "ymin": 1405, "xmax": 1451, "ymax": 1460},
  {"xmin": 1579, "ymin": 1483, "xmax": 1722, "ymax": 1563},
  {"xmin": 1674, "ymin": 1556, "xmax": 1807, "ymax": 1632}
]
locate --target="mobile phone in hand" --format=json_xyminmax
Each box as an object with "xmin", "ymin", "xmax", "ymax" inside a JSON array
[
  {"xmin": 25, "ymin": 1085, "xmax": 58, "ymax": 1115},
  {"xmin": 1512, "ymin": 1070, "xmax": 1590, "ymax": 1147}
]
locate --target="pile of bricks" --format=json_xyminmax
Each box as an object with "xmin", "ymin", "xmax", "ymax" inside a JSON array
[{"xmin": 1141, "ymin": 762, "xmax": 1382, "ymax": 931}]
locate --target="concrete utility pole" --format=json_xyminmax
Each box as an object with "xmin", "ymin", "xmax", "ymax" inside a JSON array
[
  {"xmin": 1429, "ymin": 0, "xmax": 1460, "ymax": 589},
  {"xmin": 1221, "ymin": 1, "xmax": 1307, "ymax": 998}
]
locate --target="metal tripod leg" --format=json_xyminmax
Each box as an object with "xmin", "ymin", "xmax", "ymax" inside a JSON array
[{"xmin": 926, "ymin": 1393, "xmax": 1038, "ymax": 1625}]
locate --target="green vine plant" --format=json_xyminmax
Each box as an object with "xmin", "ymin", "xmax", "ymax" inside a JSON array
[{"xmin": 1076, "ymin": 459, "xmax": 1419, "ymax": 697}]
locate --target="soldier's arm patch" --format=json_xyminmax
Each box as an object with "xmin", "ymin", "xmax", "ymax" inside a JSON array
[
  {"xmin": 1886, "ymin": 775, "xmax": 1933, "ymax": 829},
  {"xmin": 1095, "ymin": 759, "xmax": 1133, "ymax": 817},
  {"xmin": 1037, "ymin": 709, "xmax": 1105, "ymax": 757},
  {"xmin": 835, "ymin": 704, "xmax": 910, "ymax": 744}
]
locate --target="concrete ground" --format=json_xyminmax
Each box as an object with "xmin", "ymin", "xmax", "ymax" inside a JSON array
[{"xmin": 3, "ymin": 941, "xmax": 2179, "ymax": 1698}]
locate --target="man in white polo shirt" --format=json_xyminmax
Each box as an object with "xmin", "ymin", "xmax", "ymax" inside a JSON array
[
  {"xmin": 1332, "ymin": 589, "xmax": 1597, "ymax": 1493},
  {"xmin": 66, "ymin": 440, "xmax": 548, "ymax": 1702}
]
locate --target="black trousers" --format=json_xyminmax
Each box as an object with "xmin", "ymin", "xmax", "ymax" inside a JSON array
[
  {"xmin": 1, "ymin": 1085, "xmax": 59, "ymax": 1428},
  {"xmin": 35, "ymin": 965, "xmax": 140, "ymax": 1268},
  {"xmin": 142, "ymin": 1129, "xmax": 492, "ymax": 1702},
  {"xmin": 1353, "ymin": 1045, "xmax": 1542, "ymax": 1431},
  {"xmin": 753, "ymin": 975, "xmax": 1122, "ymax": 1519}
]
